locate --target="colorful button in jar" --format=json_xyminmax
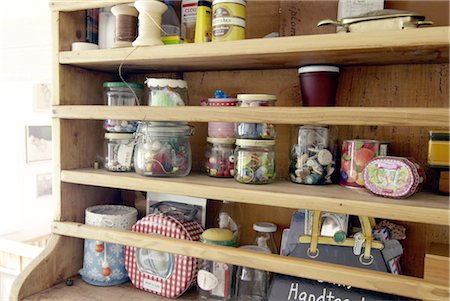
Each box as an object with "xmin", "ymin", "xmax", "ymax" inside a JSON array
[
  {"xmin": 133, "ymin": 122, "xmax": 193, "ymax": 177},
  {"xmin": 340, "ymin": 139, "xmax": 381, "ymax": 188},
  {"xmin": 145, "ymin": 78, "xmax": 188, "ymax": 106},
  {"xmin": 103, "ymin": 82, "xmax": 143, "ymax": 132},
  {"xmin": 289, "ymin": 125, "xmax": 335, "ymax": 184},
  {"xmin": 236, "ymin": 94, "xmax": 276, "ymax": 140},
  {"xmin": 105, "ymin": 133, "xmax": 135, "ymax": 172},
  {"xmin": 202, "ymin": 90, "xmax": 237, "ymax": 138},
  {"xmin": 235, "ymin": 139, "xmax": 276, "ymax": 184},
  {"xmin": 205, "ymin": 137, "xmax": 235, "ymax": 178}
]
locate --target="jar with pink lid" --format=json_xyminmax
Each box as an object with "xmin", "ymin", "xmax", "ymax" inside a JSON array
[{"xmin": 201, "ymin": 90, "xmax": 237, "ymax": 138}]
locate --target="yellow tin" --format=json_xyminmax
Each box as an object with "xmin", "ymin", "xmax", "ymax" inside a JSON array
[
  {"xmin": 428, "ymin": 130, "xmax": 450, "ymax": 167},
  {"xmin": 212, "ymin": 0, "xmax": 246, "ymax": 41}
]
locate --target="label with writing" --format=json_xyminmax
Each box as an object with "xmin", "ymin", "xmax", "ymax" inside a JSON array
[{"xmin": 142, "ymin": 278, "xmax": 162, "ymax": 293}]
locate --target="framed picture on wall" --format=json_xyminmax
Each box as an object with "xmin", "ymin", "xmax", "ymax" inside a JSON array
[
  {"xmin": 36, "ymin": 172, "xmax": 52, "ymax": 198},
  {"xmin": 26, "ymin": 125, "xmax": 52, "ymax": 163}
]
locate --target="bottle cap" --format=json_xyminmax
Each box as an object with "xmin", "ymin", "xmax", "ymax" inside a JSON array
[{"xmin": 253, "ymin": 222, "xmax": 277, "ymax": 233}]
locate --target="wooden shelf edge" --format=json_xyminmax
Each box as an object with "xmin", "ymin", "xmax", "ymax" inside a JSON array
[
  {"xmin": 60, "ymin": 169, "xmax": 450, "ymax": 226},
  {"xmin": 52, "ymin": 105, "xmax": 450, "ymax": 127},
  {"xmin": 51, "ymin": 221, "xmax": 450, "ymax": 300},
  {"xmin": 50, "ymin": 0, "xmax": 134, "ymax": 11},
  {"xmin": 58, "ymin": 27, "xmax": 449, "ymax": 71}
]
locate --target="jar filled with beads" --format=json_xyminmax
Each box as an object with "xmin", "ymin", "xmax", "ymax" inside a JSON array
[
  {"xmin": 236, "ymin": 94, "xmax": 276, "ymax": 140},
  {"xmin": 202, "ymin": 90, "xmax": 237, "ymax": 138},
  {"xmin": 234, "ymin": 139, "xmax": 276, "ymax": 184},
  {"xmin": 145, "ymin": 78, "xmax": 188, "ymax": 106},
  {"xmin": 103, "ymin": 82, "xmax": 143, "ymax": 132},
  {"xmin": 105, "ymin": 133, "xmax": 135, "ymax": 172},
  {"xmin": 289, "ymin": 125, "xmax": 335, "ymax": 184},
  {"xmin": 133, "ymin": 122, "xmax": 193, "ymax": 177},
  {"xmin": 205, "ymin": 137, "xmax": 235, "ymax": 178}
]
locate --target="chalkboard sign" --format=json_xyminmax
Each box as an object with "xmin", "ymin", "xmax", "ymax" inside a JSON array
[{"xmin": 268, "ymin": 274, "xmax": 404, "ymax": 301}]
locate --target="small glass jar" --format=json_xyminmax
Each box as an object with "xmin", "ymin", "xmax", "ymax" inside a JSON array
[
  {"xmin": 105, "ymin": 133, "xmax": 135, "ymax": 172},
  {"xmin": 145, "ymin": 78, "xmax": 188, "ymax": 106},
  {"xmin": 253, "ymin": 222, "xmax": 278, "ymax": 254},
  {"xmin": 234, "ymin": 139, "xmax": 276, "ymax": 184},
  {"xmin": 103, "ymin": 82, "xmax": 143, "ymax": 132},
  {"xmin": 205, "ymin": 96, "xmax": 238, "ymax": 138},
  {"xmin": 133, "ymin": 122, "xmax": 193, "ymax": 177},
  {"xmin": 289, "ymin": 125, "xmax": 335, "ymax": 185},
  {"xmin": 236, "ymin": 94, "xmax": 276, "ymax": 140},
  {"xmin": 205, "ymin": 137, "xmax": 236, "ymax": 178},
  {"xmin": 198, "ymin": 228, "xmax": 236, "ymax": 301}
]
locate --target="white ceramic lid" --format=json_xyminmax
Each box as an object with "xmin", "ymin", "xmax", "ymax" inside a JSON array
[
  {"xmin": 298, "ymin": 65, "xmax": 340, "ymax": 74},
  {"xmin": 207, "ymin": 137, "xmax": 236, "ymax": 144},
  {"xmin": 237, "ymin": 94, "xmax": 277, "ymax": 102},
  {"xmin": 253, "ymin": 222, "xmax": 277, "ymax": 233},
  {"xmin": 105, "ymin": 133, "xmax": 134, "ymax": 140},
  {"xmin": 235, "ymin": 139, "xmax": 275, "ymax": 147},
  {"xmin": 145, "ymin": 78, "xmax": 188, "ymax": 89}
]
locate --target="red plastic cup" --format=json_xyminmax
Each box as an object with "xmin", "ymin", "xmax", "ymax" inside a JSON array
[{"xmin": 298, "ymin": 65, "xmax": 339, "ymax": 106}]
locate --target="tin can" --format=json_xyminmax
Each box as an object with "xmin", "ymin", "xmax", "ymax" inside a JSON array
[{"xmin": 212, "ymin": 0, "xmax": 246, "ymax": 41}]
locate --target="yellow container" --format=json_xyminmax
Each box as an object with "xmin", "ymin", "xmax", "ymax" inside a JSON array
[
  {"xmin": 212, "ymin": 0, "xmax": 246, "ymax": 41},
  {"xmin": 194, "ymin": 0, "xmax": 212, "ymax": 43},
  {"xmin": 428, "ymin": 130, "xmax": 450, "ymax": 167}
]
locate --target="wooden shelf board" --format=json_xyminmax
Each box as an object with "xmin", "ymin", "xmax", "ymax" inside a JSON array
[
  {"xmin": 53, "ymin": 105, "xmax": 449, "ymax": 127},
  {"xmin": 61, "ymin": 169, "xmax": 450, "ymax": 226},
  {"xmin": 59, "ymin": 27, "xmax": 449, "ymax": 72},
  {"xmin": 23, "ymin": 275, "xmax": 197, "ymax": 301},
  {"xmin": 50, "ymin": 0, "xmax": 134, "ymax": 11},
  {"xmin": 49, "ymin": 222, "xmax": 449, "ymax": 300}
]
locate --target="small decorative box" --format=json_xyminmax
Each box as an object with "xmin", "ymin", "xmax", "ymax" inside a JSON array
[{"xmin": 363, "ymin": 156, "xmax": 426, "ymax": 199}]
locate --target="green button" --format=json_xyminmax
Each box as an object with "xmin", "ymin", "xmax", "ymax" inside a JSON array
[{"xmin": 333, "ymin": 231, "xmax": 346, "ymax": 243}]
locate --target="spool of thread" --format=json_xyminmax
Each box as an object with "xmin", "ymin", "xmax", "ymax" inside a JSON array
[
  {"xmin": 111, "ymin": 4, "xmax": 138, "ymax": 48},
  {"xmin": 71, "ymin": 42, "xmax": 99, "ymax": 51},
  {"xmin": 133, "ymin": 0, "xmax": 168, "ymax": 47}
]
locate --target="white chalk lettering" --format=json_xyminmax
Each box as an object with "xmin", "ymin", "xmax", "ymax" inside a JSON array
[
  {"xmin": 299, "ymin": 292, "xmax": 307, "ymax": 301},
  {"xmin": 288, "ymin": 283, "xmax": 299, "ymax": 300}
]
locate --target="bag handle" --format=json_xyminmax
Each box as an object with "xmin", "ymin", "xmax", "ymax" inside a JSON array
[{"xmin": 150, "ymin": 201, "xmax": 198, "ymax": 221}]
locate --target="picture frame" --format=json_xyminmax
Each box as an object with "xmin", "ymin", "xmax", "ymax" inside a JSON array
[{"xmin": 26, "ymin": 125, "xmax": 52, "ymax": 163}]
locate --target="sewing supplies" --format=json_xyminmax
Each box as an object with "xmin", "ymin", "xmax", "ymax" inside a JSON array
[
  {"xmin": 202, "ymin": 90, "xmax": 237, "ymax": 138},
  {"xmin": 104, "ymin": 133, "xmax": 135, "ymax": 172},
  {"xmin": 205, "ymin": 137, "xmax": 236, "ymax": 178},
  {"xmin": 236, "ymin": 94, "xmax": 276, "ymax": 140},
  {"xmin": 133, "ymin": 0, "xmax": 168, "ymax": 46},
  {"xmin": 111, "ymin": 4, "xmax": 138, "ymax": 48},
  {"xmin": 212, "ymin": 0, "xmax": 246, "ymax": 41},
  {"xmin": 146, "ymin": 78, "xmax": 188, "ymax": 106},
  {"xmin": 289, "ymin": 125, "xmax": 335, "ymax": 184},
  {"xmin": 234, "ymin": 139, "xmax": 276, "ymax": 184}
]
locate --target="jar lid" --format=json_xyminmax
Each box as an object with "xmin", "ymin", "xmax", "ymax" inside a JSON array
[
  {"xmin": 239, "ymin": 245, "xmax": 271, "ymax": 253},
  {"xmin": 201, "ymin": 228, "xmax": 235, "ymax": 245},
  {"xmin": 207, "ymin": 137, "xmax": 236, "ymax": 144},
  {"xmin": 105, "ymin": 133, "xmax": 134, "ymax": 140},
  {"xmin": 103, "ymin": 82, "xmax": 144, "ymax": 89},
  {"xmin": 137, "ymin": 122, "xmax": 194, "ymax": 135},
  {"xmin": 145, "ymin": 78, "xmax": 188, "ymax": 89},
  {"xmin": 343, "ymin": 139, "xmax": 380, "ymax": 144},
  {"xmin": 237, "ymin": 94, "xmax": 277, "ymax": 102},
  {"xmin": 253, "ymin": 222, "xmax": 277, "ymax": 233},
  {"xmin": 235, "ymin": 139, "xmax": 275, "ymax": 147},
  {"xmin": 207, "ymin": 98, "xmax": 238, "ymax": 106},
  {"xmin": 298, "ymin": 65, "xmax": 340, "ymax": 74},
  {"xmin": 213, "ymin": 0, "xmax": 247, "ymax": 6}
]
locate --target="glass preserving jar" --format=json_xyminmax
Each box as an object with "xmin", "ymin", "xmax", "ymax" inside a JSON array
[
  {"xmin": 234, "ymin": 139, "xmax": 276, "ymax": 184},
  {"xmin": 103, "ymin": 82, "xmax": 144, "ymax": 132},
  {"xmin": 105, "ymin": 133, "xmax": 135, "ymax": 172},
  {"xmin": 205, "ymin": 95, "xmax": 238, "ymax": 138},
  {"xmin": 145, "ymin": 78, "xmax": 188, "ymax": 106},
  {"xmin": 253, "ymin": 222, "xmax": 278, "ymax": 254},
  {"xmin": 235, "ymin": 94, "xmax": 276, "ymax": 140},
  {"xmin": 205, "ymin": 137, "xmax": 236, "ymax": 178},
  {"xmin": 289, "ymin": 125, "xmax": 335, "ymax": 185},
  {"xmin": 133, "ymin": 122, "xmax": 193, "ymax": 177}
]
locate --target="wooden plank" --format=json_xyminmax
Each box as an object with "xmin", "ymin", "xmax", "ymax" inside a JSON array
[
  {"xmin": 52, "ymin": 106, "xmax": 450, "ymax": 127},
  {"xmin": 424, "ymin": 243, "xmax": 450, "ymax": 287},
  {"xmin": 0, "ymin": 239, "xmax": 43, "ymax": 259},
  {"xmin": 60, "ymin": 169, "xmax": 450, "ymax": 226},
  {"xmin": 52, "ymin": 221, "xmax": 450, "ymax": 301},
  {"xmin": 59, "ymin": 27, "xmax": 450, "ymax": 72}
]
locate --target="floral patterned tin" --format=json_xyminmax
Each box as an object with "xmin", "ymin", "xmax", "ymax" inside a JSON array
[{"xmin": 363, "ymin": 156, "xmax": 426, "ymax": 199}]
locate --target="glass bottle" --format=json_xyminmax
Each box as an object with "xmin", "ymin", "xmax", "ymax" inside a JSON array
[{"xmin": 253, "ymin": 222, "xmax": 278, "ymax": 254}]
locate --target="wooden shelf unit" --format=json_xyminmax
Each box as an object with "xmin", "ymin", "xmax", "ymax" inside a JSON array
[{"xmin": 11, "ymin": 1, "xmax": 449, "ymax": 301}]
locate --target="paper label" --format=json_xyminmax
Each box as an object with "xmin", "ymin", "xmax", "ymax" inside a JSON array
[
  {"xmin": 212, "ymin": 262, "xmax": 232, "ymax": 297},
  {"xmin": 117, "ymin": 144, "xmax": 134, "ymax": 166},
  {"xmin": 143, "ymin": 278, "xmax": 162, "ymax": 293},
  {"xmin": 197, "ymin": 269, "xmax": 219, "ymax": 291}
]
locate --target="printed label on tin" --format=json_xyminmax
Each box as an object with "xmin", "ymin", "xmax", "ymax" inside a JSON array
[{"xmin": 143, "ymin": 278, "xmax": 162, "ymax": 293}]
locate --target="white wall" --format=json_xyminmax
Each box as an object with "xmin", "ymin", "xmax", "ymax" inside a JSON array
[{"xmin": 0, "ymin": 0, "xmax": 53, "ymax": 236}]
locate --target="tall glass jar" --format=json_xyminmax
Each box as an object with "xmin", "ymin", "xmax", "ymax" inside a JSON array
[
  {"xmin": 104, "ymin": 133, "xmax": 135, "ymax": 172},
  {"xmin": 234, "ymin": 139, "xmax": 276, "ymax": 184},
  {"xmin": 103, "ymin": 82, "xmax": 143, "ymax": 132},
  {"xmin": 133, "ymin": 122, "xmax": 193, "ymax": 177},
  {"xmin": 236, "ymin": 94, "xmax": 276, "ymax": 140},
  {"xmin": 253, "ymin": 222, "xmax": 278, "ymax": 254},
  {"xmin": 145, "ymin": 78, "xmax": 188, "ymax": 106},
  {"xmin": 289, "ymin": 125, "xmax": 335, "ymax": 184},
  {"xmin": 205, "ymin": 137, "xmax": 236, "ymax": 178}
]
